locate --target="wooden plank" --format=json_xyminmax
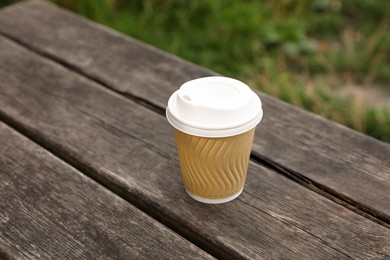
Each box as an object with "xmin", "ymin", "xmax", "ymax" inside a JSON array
[
  {"xmin": 0, "ymin": 123, "xmax": 213, "ymax": 259},
  {"xmin": 0, "ymin": 0, "xmax": 389, "ymax": 221},
  {"xmin": 0, "ymin": 36, "xmax": 389, "ymax": 259}
]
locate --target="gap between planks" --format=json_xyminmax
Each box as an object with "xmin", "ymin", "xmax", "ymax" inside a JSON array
[{"xmin": 0, "ymin": 31, "xmax": 388, "ymax": 229}]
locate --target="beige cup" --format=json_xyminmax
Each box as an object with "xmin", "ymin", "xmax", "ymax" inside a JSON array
[
  {"xmin": 166, "ymin": 76, "xmax": 263, "ymax": 203},
  {"xmin": 174, "ymin": 128, "xmax": 255, "ymax": 202}
]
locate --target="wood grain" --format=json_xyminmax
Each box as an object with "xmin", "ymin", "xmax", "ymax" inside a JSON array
[
  {"xmin": 0, "ymin": 123, "xmax": 213, "ymax": 259},
  {"xmin": 0, "ymin": 36, "xmax": 389, "ymax": 259},
  {"xmin": 0, "ymin": 0, "xmax": 388, "ymax": 222}
]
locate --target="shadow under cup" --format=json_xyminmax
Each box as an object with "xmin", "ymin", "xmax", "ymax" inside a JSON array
[{"xmin": 174, "ymin": 128, "xmax": 255, "ymax": 203}]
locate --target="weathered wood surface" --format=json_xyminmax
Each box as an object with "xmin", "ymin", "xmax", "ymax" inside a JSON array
[
  {"xmin": 0, "ymin": 0, "xmax": 388, "ymax": 222},
  {"xmin": 1, "ymin": 36, "xmax": 389, "ymax": 259},
  {"xmin": 0, "ymin": 123, "xmax": 213, "ymax": 260}
]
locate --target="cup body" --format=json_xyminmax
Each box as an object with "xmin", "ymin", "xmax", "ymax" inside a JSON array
[{"xmin": 174, "ymin": 128, "xmax": 255, "ymax": 203}]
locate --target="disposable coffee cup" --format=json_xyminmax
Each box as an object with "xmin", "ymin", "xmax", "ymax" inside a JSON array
[{"xmin": 166, "ymin": 76, "xmax": 263, "ymax": 204}]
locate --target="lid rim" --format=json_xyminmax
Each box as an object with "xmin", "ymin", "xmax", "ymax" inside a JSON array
[{"xmin": 166, "ymin": 108, "xmax": 263, "ymax": 138}]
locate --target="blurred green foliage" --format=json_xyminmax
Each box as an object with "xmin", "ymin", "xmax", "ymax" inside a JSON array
[{"xmin": 1, "ymin": 0, "xmax": 389, "ymax": 142}]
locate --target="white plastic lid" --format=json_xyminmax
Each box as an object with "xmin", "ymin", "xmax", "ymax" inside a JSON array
[{"xmin": 166, "ymin": 76, "xmax": 263, "ymax": 137}]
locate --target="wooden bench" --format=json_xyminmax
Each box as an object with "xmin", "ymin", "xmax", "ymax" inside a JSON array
[{"xmin": 0, "ymin": 1, "xmax": 389, "ymax": 258}]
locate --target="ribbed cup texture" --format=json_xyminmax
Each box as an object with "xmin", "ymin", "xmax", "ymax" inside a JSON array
[{"xmin": 174, "ymin": 129, "xmax": 255, "ymax": 199}]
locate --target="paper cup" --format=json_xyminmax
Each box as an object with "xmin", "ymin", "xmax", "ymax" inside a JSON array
[{"xmin": 166, "ymin": 77, "xmax": 263, "ymax": 204}]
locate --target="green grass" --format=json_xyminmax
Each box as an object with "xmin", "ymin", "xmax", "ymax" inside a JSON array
[{"xmin": 1, "ymin": 0, "xmax": 390, "ymax": 142}]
